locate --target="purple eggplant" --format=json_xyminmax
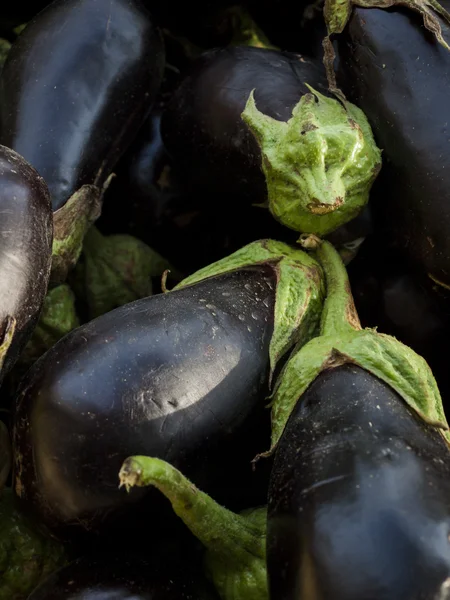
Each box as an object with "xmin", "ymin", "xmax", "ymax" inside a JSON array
[
  {"xmin": 161, "ymin": 45, "xmax": 381, "ymax": 236},
  {"xmin": 0, "ymin": 144, "xmax": 52, "ymax": 382},
  {"xmin": 323, "ymin": 0, "xmax": 450, "ymax": 286},
  {"xmin": 12, "ymin": 240, "xmax": 324, "ymax": 541},
  {"xmin": 268, "ymin": 364, "xmax": 450, "ymax": 599},
  {"xmin": 262, "ymin": 236, "xmax": 450, "ymax": 599},
  {"xmin": 0, "ymin": 0, "xmax": 165, "ymax": 283}
]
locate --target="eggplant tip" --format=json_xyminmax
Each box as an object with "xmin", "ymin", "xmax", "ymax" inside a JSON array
[{"xmin": 118, "ymin": 459, "xmax": 142, "ymax": 493}]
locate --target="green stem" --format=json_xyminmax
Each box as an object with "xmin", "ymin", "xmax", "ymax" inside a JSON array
[
  {"xmin": 301, "ymin": 235, "xmax": 361, "ymax": 336},
  {"xmin": 119, "ymin": 457, "xmax": 265, "ymax": 564}
]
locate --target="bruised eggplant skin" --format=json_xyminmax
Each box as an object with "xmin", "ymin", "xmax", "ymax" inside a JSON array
[
  {"xmin": 268, "ymin": 364, "xmax": 450, "ymax": 600},
  {"xmin": 0, "ymin": 145, "xmax": 52, "ymax": 378},
  {"xmin": 336, "ymin": 4, "xmax": 450, "ymax": 286},
  {"xmin": 28, "ymin": 553, "xmax": 219, "ymax": 600},
  {"xmin": 0, "ymin": 0, "xmax": 165, "ymax": 211},
  {"xmin": 13, "ymin": 267, "xmax": 275, "ymax": 537},
  {"xmin": 161, "ymin": 46, "xmax": 328, "ymax": 205}
]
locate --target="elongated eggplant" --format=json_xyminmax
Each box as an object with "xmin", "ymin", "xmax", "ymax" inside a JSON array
[
  {"xmin": 12, "ymin": 240, "xmax": 324, "ymax": 539},
  {"xmin": 268, "ymin": 364, "xmax": 450, "ymax": 599},
  {"xmin": 325, "ymin": 0, "xmax": 450, "ymax": 287},
  {"xmin": 119, "ymin": 455, "xmax": 267, "ymax": 600},
  {"xmin": 28, "ymin": 553, "xmax": 219, "ymax": 600},
  {"xmin": 262, "ymin": 236, "xmax": 450, "ymax": 598},
  {"xmin": 0, "ymin": 0, "xmax": 165, "ymax": 282},
  {"xmin": 161, "ymin": 46, "xmax": 381, "ymax": 236},
  {"xmin": 0, "ymin": 144, "xmax": 53, "ymax": 381}
]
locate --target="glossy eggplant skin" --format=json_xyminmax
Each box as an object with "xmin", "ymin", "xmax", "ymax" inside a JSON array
[
  {"xmin": 28, "ymin": 553, "xmax": 219, "ymax": 600},
  {"xmin": 161, "ymin": 46, "xmax": 328, "ymax": 206},
  {"xmin": 0, "ymin": 0, "xmax": 164, "ymax": 211},
  {"xmin": 13, "ymin": 266, "xmax": 275, "ymax": 538},
  {"xmin": 268, "ymin": 364, "xmax": 450, "ymax": 600},
  {"xmin": 0, "ymin": 145, "xmax": 53, "ymax": 378},
  {"xmin": 336, "ymin": 4, "xmax": 450, "ymax": 286}
]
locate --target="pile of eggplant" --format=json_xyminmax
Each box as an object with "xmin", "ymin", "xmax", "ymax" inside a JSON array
[{"xmin": 1, "ymin": 0, "xmax": 450, "ymax": 598}]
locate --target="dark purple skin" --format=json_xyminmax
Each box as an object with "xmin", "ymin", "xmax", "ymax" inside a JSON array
[
  {"xmin": 13, "ymin": 266, "xmax": 275, "ymax": 540},
  {"xmin": 160, "ymin": 46, "xmax": 329, "ymax": 206},
  {"xmin": 335, "ymin": 2, "xmax": 450, "ymax": 287},
  {"xmin": 0, "ymin": 0, "xmax": 165, "ymax": 211},
  {"xmin": 268, "ymin": 365, "xmax": 450, "ymax": 600},
  {"xmin": 0, "ymin": 144, "xmax": 52, "ymax": 380},
  {"xmin": 28, "ymin": 553, "xmax": 219, "ymax": 600}
]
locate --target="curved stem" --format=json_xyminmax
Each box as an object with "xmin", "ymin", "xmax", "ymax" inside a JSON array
[
  {"xmin": 300, "ymin": 235, "xmax": 361, "ymax": 336},
  {"xmin": 119, "ymin": 456, "xmax": 265, "ymax": 564}
]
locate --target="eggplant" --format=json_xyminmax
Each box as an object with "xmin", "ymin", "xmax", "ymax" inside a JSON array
[
  {"xmin": 268, "ymin": 364, "xmax": 450, "ymax": 599},
  {"xmin": 12, "ymin": 240, "xmax": 324, "ymax": 540},
  {"xmin": 28, "ymin": 553, "xmax": 219, "ymax": 600},
  {"xmin": 323, "ymin": 0, "xmax": 450, "ymax": 287},
  {"xmin": 259, "ymin": 236, "xmax": 450, "ymax": 598},
  {"xmin": 119, "ymin": 455, "xmax": 267, "ymax": 600},
  {"xmin": 161, "ymin": 45, "xmax": 381, "ymax": 236},
  {"xmin": 0, "ymin": 144, "xmax": 53, "ymax": 381},
  {"xmin": 0, "ymin": 0, "xmax": 165, "ymax": 282},
  {"xmin": 0, "ymin": 488, "xmax": 65, "ymax": 600}
]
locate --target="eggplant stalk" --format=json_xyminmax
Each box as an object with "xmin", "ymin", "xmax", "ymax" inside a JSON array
[
  {"xmin": 265, "ymin": 236, "xmax": 449, "ymax": 456},
  {"xmin": 119, "ymin": 456, "xmax": 267, "ymax": 600}
]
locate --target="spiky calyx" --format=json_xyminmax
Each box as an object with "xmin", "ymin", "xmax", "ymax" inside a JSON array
[
  {"xmin": 265, "ymin": 237, "xmax": 449, "ymax": 455},
  {"xmin": 175, "ymin": 239, "xmax": 325, "ymax": 379},
  {"xmin": 242, "ymin": 86, "xmax": 381, "ymax": 236}
]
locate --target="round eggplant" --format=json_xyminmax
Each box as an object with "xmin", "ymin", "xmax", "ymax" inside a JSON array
[
  {"xmin": 12, "ymin": 240, "xmax": 324, "ymax": 539},
  {"xmin": 0, "ymin": 0, "xmax": 165, "ymax": 282},
  {"xmin": 268, "ymin": 364, "xmax": 450, "ymax": 599},
  {"xmin": 332, "ymin": 1, "xmax": 450, "ymax": 287},
  {"xmin": 28, "ymin": 553, "xmax": 219, "ymax": 600},
  {"xmin": 0, "ymin": 144, "xmax": 53, "ymax": 381},
  {"xmin": 161, "ymin": 46, "xmax": 381, "ymax": 236}
]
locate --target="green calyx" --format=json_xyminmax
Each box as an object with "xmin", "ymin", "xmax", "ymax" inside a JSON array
[
  {"xmin": 0, "ymin": 489, "xmax": 66, "ymax": 600},
  {"xmin": 73, "ymin": 226, "xmax": 178, "ymax": 320},
  {"xmin": 119, "ymin": 456, "xmax": 267, "ymax": 600},
  {"xmin": 241, "ymin": 87, "xmax": 381, "ymax": 236},
  {"xmin": 174, "ymin": 239, "xmax": 325, "ymax": 379},
  {"xmin": 17, "ymin": 284, "xmax": 79, "ymax": 371},
  {"xmin": 266, "ymin": 236, "xmax": 449, "ymax": 454},
  {"xmin": 51, "ymin": 184, "xmax": 102, "ymax": 285}
]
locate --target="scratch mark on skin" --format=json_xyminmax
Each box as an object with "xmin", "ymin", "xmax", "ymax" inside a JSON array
[{"xmin": 300, "ymin": 474, "xmax": 349, "ymax": 496}]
